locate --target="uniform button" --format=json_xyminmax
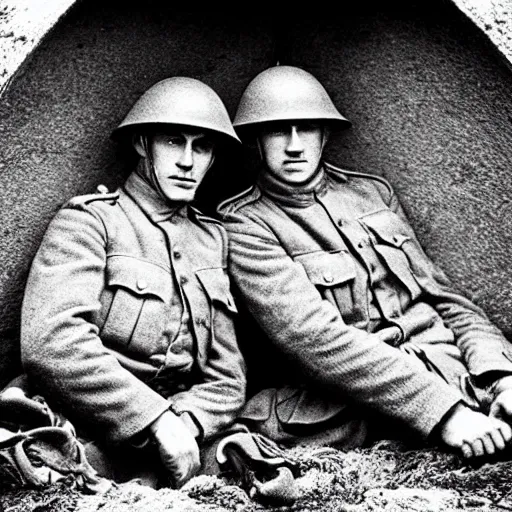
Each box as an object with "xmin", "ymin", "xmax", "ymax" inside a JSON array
[
  {"xmin": 173, "ymin": 250, "xmax": 182, "ymax": 259},
  {"xmin": 137, "ymin": 279, "xmax": 148, "ymax": 290},
  {"xmin": 323, "ymin": 273, "xmax": 334, "ymax": 284},
  {"xmin": 180, "ymin": 276, "xmax": 188, "ymax": 285},
  {"xmin": 337, "ymin": 219, "xmax": 344, "ymax": 227},
  {"xmin": 390, "ymin": 310, "xmax": 399, "ymax": 318},
  {"xmin": 358, "ymin": 242, "xmax": 364, "ymax": 249}
]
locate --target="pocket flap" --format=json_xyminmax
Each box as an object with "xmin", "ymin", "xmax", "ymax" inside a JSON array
[
  {"xmin": 196, "ymin": 268, "xmax": 238, "ymax": 313},
  {"xmin": 106, "ymin": 255, "xmax": 172, "ymax": 303},
  {"xmin": 361, "ymin": 210, "xmax": 412, "ymax": 247},
  {"xmin": 295, "ymin": 251, "xmax": 356, "ymax": 286}
]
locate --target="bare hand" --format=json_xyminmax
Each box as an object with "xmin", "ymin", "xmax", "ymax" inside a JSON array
[
  {"xmin": 149, "ymin": 410, "xmax": 200, "ymax": 487},
  {"xmin": 440, "ymin": 403, "xmax": 512, "ymax": 458},
  {"xmin": 490, "ymin": 389, "xmax": 512, "ymax": 421}
]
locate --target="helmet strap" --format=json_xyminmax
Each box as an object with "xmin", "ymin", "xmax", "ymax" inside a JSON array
[{"xmin": 137, "ymin": 134, "xmax": 168, "ymax": 201}]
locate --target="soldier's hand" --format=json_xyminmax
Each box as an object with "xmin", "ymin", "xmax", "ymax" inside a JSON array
[
  {"xmin": 439, "ymin": 403, "xmax": 512, "ymax": 458},
  {"xmin": 490, "ymin": 389, "xmax": 512, "ymax": 421},
  {"xmin": 149, "ymin": 410, "xmax": 200, "ymax": 487}
]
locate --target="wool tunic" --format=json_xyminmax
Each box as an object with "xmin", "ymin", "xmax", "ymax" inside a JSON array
[
  {"xmin": 21, "ymin": 171, "xmax": 246, "ymax": 444},
  {"xmin": 219, "ymin": 163, "xmax": 512, "ymax": 438}
]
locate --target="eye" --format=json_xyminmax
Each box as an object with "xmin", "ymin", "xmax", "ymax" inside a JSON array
[
  {"xmin": 194, "ymin": 139, "xmax": 215, "ymax": 153},
  {"xmin": 167, "ymin": 136, "xmax": 183, "ymax": 146},
  {"xmin": 297, "ymin": 122, "xmax": 320, "ymax": 133},
  {"xmin": 264, "ymin": 122, "xmax": 289, "ymax": 136}
]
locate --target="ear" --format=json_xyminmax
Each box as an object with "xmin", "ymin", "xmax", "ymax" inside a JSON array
[{"xmin": 132, "ymin": 134, "xmax": 147, "ymax": 158}]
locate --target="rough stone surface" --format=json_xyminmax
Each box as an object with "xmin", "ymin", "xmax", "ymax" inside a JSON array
[
  {"xmin": 455, "ymin": 0, "xmax": 512, "ymax": 68},
  {"xmin": 0, "ymin": 0, "xmax": 75, "ymax": 95}
]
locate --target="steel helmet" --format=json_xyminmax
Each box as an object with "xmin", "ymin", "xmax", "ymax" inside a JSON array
[
  {"xmin": 233, "ymin": 66, "xmax": 350, "ymax": 131},
  {"xmin": 112, "ymin": 77, "xmax": 240, "ymax": 143}
]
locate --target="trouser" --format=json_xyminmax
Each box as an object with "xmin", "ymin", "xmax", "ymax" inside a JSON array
[{"xmin": 236, "ymin": 341, "xmax": 493, "ymax": 450}]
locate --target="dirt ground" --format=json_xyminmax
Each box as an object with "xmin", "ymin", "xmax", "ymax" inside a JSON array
[{"xmin": 2, "ymin": 441, "xmax": 512, "ymax": 512}]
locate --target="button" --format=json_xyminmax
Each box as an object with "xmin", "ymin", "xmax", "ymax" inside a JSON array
[
  {"xmin": 389, "ymin": 310, "xmax": 399, "ymax": 318},
  {"xmin": 323, "ymin": 273, "xmax": 334, "ymax": 284},
  {"xmin": 337, "ymin": 219, "xmax": 344, "ymax": 227},
  {"xmin": 137, "ymin": 279, "xmax": 148, "ymax": 290},
  {"xmin": 180, "ymin": 276, "xmax": 188, "ymax": 285},
  {"xmin": 173, "ymin": 250, "xmax": 182, "ymax": 260},
  {"xmin": 358, "ymin": 242, "xmax": 364, "ymax": 249}
]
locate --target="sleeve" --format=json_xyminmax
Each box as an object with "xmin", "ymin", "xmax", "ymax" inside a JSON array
[
  {"xmin": 221, "ymin": 205, "xmax": 462, "ymax": 437},
  {"xmin": 20, "ymin": 206, "xmax": 170, "ymax": 443},
  {"xmin": 168, "ymin": 226, "xmax": 246, "ymax": 441},
  {"xmin": 387, "ymin": 191, "xmax": 512, "ymax": 380}
]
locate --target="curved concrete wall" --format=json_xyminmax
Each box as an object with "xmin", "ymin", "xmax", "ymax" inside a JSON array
[
  {"xmin": 281, "ymin": 0, "xmax": 512, "ymax": 337},
  {"xmin": 1, "ymin": 0, "xmax": 512, "ymax": 385}
]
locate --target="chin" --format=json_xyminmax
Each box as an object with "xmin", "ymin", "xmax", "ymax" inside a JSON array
[{"xmin": 164, "ymin": 190, "xmax": 196, "ymax": 203}]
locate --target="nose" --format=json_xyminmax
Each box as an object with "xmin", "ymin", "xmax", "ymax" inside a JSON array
[
  {"xmin": 176, "ymin": 142, "xmax": 193, "ymax": 171},
  {"xmin": 285, "ymin": 126, "xmax": 304, "ymax": 155}
]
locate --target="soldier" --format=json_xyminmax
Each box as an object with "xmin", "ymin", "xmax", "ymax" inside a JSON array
[
  {"xmin": 219, "ymin": 66, "xmax": 512, "ymax": 459},
  {"xmin": 21, "ymin": 77, "xmax": 246, "ymax": 488}
]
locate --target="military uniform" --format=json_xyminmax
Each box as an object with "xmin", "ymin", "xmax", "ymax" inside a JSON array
[
  {"xmin": 21, "ymin": 170, "xmax": 246, "ymax": 452},
  {"xmin": 218, "ymin": 162, "xmax": 512, "ymax": 444}
]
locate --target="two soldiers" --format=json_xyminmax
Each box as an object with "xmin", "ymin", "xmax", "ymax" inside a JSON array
[{"xmin": 20, "ymin": 66, "xmax": 512, "ymax": 490}]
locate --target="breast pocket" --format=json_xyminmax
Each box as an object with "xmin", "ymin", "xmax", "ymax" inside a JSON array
[
  {"xmin": 100, "ymin": 255, "xmax": 174, "ymax": 356},
  {"xmin": 196, "ymin": 268, "xmax": 238, "ymax": 316},
  {"xmin": 194, "ymin": 267, "xmax": 238, "ymax": 350},
  {"xmin": 294, "ymin": 250, "xmax": 357, "ymax": 321},
  {"xmin": 361, "ymin": 209, "xmax": 422, "ymax": 300}
]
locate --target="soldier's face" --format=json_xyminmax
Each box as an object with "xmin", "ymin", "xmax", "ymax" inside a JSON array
[
  {"xmin": 259, "ymin": 121, "xmax": 324, "ymax": 184},
  {"xmin": 149, "ymin": 128, "xmax": 215, "ymax": 203}
]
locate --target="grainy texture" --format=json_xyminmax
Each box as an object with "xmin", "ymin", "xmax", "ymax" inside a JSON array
[{"xmin": 3, "ymin": 443, "xmax": 512, "ymax": 511}]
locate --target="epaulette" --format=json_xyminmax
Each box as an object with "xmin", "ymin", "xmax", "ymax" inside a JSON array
[
  {"xmin": 63, "ymin": 184, "xmax": 120, "ymax": 210},
  {"xmin": 217, "ymin": 185, "xmax": 260, "ymax": 217},
  {"xmin": 324, "ymin": 161, "xmax": 393, "ymax": 197}
]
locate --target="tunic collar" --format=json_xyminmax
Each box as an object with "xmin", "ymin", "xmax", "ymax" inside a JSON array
[
  {"xmin": 257, "ymin": 164, "xmax": 329, "ymax": 207},
  {"xmin": 123, "ymin": 171, "xmax": 188, "ymax": 223}
]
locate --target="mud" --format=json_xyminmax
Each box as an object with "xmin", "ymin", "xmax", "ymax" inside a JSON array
[{"xmin": 3, "ymin": 442, "xmax": 512, "ymax": 512}]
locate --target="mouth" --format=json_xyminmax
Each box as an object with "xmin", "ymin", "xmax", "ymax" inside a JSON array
[
  {"xmin": 170, "ymin": 176, "xmax": 196, "ymax": 182},
  {"xmin": 169, "ymin": 176, "xmax": 197, "ymax": 188},
  {"xmin": 283, "ymin": 159, "xmax": 307, "ymax": 165}
]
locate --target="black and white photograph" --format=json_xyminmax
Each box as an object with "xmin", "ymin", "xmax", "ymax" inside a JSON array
[{"xmin": 1, "ymin": 1, "xmax": 512, "ymax": 510}]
